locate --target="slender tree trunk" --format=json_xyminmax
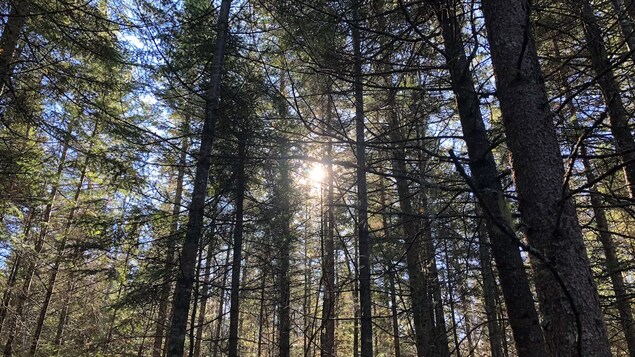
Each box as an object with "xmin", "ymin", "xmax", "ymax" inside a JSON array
[
  {"xmin": 387, "ymin": 118, "xmax": 435, "ymax": 356},
  {"xmin": 321, "ymin": 85, "xmax": 336, "ymax": 357},
  {"xmin": 609, "ymin": 0, "xmax": 635, "ymax": 62},
  {"xmin": 387, "ymin": 267, "xmax": 401, "ymax": 357},
  {"xmin": 0, "ymin": 0, "xmax": 29, "ymax": 97},
  {"xmin": 432, "ymin": 2, "xmax": 548, "ymax": 356},
  {"xmin": 29, "ymin": 123, "xmax": 98, "ymax": 355},
  {"xmin": 227, "ymin": 134, "xmax": 247, "ymax": 357},
  {"xmin": 481, "ymin": 0, "xmax": 611, "ymax": 355},
  {"xmin": 351, "ymin": 2, "xmax": 373, "ymax": 355},
  {"xmin": 0, "ymin": 208, "xmax": 34, "ymax": 332},
  {"xmin": 257, "ymin": 267, "xmax": 267, "ymax": 357},
  {"xmin": 193, "ymin": 240, "xmax": 214, "ymax": 357},
  {"xmin": 3, "ymin": 136, "xmax": 71, "ymax": 357},
  {"xmin": 573, "ymin": 0, "xmax": 635, "ymax": 198},
  {"xmin": 154, "ymin": 129, "xmax": 189, "ymax": 357},
  {"xmin": 212, "ymin": 246, "xmax": 231, "ymax": 357},
  {"xmin": 188, "ymin": 245, "xmax": 203, "ymax": 357},
  {"xmin": 561, "ymin": 77, "xmax": 635, "ymax": 355},
  {"xmin": 53, "ymin": 275, "xmax": 75, "ymax": 347},
  {"xmin": 421, "ymin": 198, "xmax": 451, "ymax": 357},
  {"xmin": 477, "ymin": 222, "xmax": 505, "ymax": 357},
  {"xmin": 165, "ymin": 0, "xmax": 232, "ymax": 355},
  {"xmin": 276, "ymin": 138, "xmax": 292, "ymax": 357},
  {"xmin": 555, "ymin": 32, "xmax": 635, "ymax": 353}
]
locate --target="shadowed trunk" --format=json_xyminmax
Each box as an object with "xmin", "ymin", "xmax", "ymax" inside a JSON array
[{"xmin": 481, "ymin": 0, "xmax": 611, "ymax": 355}]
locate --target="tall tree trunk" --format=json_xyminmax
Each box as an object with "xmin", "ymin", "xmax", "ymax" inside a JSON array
[
  {"xmin": 432, "ymin": 2, "xmax": 548, "ymax": 355},
  {"xmin": 387, "ymin": 266, "xmax": 401, "ymax": 357},
  {"xmin": 477, "ymin": 223, "xmax": 505, "ymax": 357},
  {"xmin": 562, "ymin": 81, "xmax": 635, "ymax": 355},
  {"xmin": 0, "ymin": 208, "xmax": 34, "ymax": 332},
  {"xmin": 227, "ymin": 134, "xmax": 247, "ymax": 357},
  {"xmin": 193, "ymin": 240, "xmax": 214, "ymax": 357},
  {"xmin": 29, "ymin": 138, "xmax": 93, "ymax": 355},
  {"xmin": 257, "ymin": 266, "xmax": 268, "ymax": 357},
  {"xmin": 351, "ymin": 2, "xmax": 373, "ymax": 356},
  {"xmin": 165, "ymin": 0, "xmax": 232, "ymax": 355},
  {"xmin": 573, "ymin": 0, "xmax": 635, "ymax": 198},
  {"xmin": 387, "ymin": 117, "xmax": 436, "ymax": 356},
  {"xmin": 212, "ymin": 246, "xmax": 231, "ymax": 357},
  {"xmin": 321, "ymin": 85, "xmax": 336, "ymax": 357},
  {"xmin": 53, "ymin": 274, "xmax": 75, "ymax": 347},
  {"xmin": 276, "ymin": 138, "xmax": 292, "ymax": 357},
  {"xmin": 481, "ymin": 0, "xmax": 611, "ymax": 355},
  {"xmin": 0, "ymin": 0, "xmax": 29, "ymax": 97},
  {"xmin": 3, "ymin": 135, "xmax": 71, "ymax": 357},
  {"xmin": 609, "ymin": 0, "xmax": 635, "ymax": 62},
  {"xmin": 154, "ymin": 129, "xmax": 189, "ymax": 357}
]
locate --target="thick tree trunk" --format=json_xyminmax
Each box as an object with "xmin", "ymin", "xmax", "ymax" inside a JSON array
[
  {"xmin": 0, "ymin": 0, "xmax": 29, "ymax": 97},
  {"xmin": 574, "ymin": 0, "xmax": 635, "ymax": 198},
  {"xmin": 165, "ymin": 0, "xmax": 232, "ymax": 355},
  {"xmin": 154, "ymin": 130, "xmax": 188, "ymax": 357},
  {"xmin": 351, "ymin": 2, "xmax": 373, "ymax": 356},
  {"xmin": 227, "ymin": 135, "xmax": 247, "ymax": 357},
  {"xmin": 432, "ymin": 1, "xmax": 547, "ymax": 356},
  {"xmin": 481, "ymin": 0, "xmax": 611, "ymax": 355}
]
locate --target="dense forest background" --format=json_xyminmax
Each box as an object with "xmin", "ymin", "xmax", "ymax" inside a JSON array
[{"xmin": 1, "ymin": 0, "xmax": 635, "ymax": 356}]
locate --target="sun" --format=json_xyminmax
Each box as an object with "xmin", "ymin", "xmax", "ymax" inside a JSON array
[{"xmin": 309, "ymin": 164, "xmax": 326, "ymax": 185}]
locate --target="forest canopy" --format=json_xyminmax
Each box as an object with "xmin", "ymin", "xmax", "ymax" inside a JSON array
[{"xmin": 0, "ymin": 0, "xmax": 634, "ymax": 356}]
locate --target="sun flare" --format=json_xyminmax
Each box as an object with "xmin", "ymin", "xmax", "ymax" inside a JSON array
[{"xmin": 309, "ymin": 164, "xmax": 326, "ymax": 185}]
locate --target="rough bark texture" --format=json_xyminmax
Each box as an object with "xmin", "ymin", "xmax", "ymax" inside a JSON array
[
  {"xmin": 0, "ymin": 0, "xmax": 29, "ymax": 97},
  {"xmin": 165, "ymin": 0, "xmax": 232, "ymax": 355},
  {"xmin": 481, "ymin": 0, "xmax": 611, "ymax": 355},
  {"xmin": 433, "ymin": 1, "xmax": 548, "ymax": 356}
]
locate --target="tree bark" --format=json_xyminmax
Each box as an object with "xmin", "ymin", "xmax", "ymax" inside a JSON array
[
  {"xmin": 351, "ymin": 1, "xmax": 373, "ymax": 356},
  {"xmin": 276, "ymin": 138, "xmax": 292, "ymax": 357},
  {"xmin": 573, "ymin": 0, "xmax": 635, "ymax": 198},
  {"xmin": 0, "ymin": 0, "xmax": 29, "ymax": 97},
  {"xmin": 477, "ymin": 223, "xmax": 505, "ymax": 357},
  {"xmin": 432, "ymin": 1, "xmax": 548, "ymax": 355},
  {"xmin": 227, "ymin": 134, "xmax": 247, "ymax": 357},
  {"xmin": 154, "ymin": 128, "xmax": 188, "ymax": 357},
  {"xmin": 29, "ymin": 123, "xmax": 96, "ymax": 355},
  {"xmin": 481, "ymin": 0, "xmax": 611, "ymax": 355},
  {"xmin": 165, "ymin": 0, "xmax": 232, "ymax": 355}
]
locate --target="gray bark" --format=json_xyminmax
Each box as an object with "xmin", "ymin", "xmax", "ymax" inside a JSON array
[
  {"xmin": 481, "ymin": 0, "xmax": 611, "ymax": 355},
  {"xmin": 432, "ymin": 1, "xmax": 548, "ymax": 356},
  {"xmin": 165, "ymin": 0, "xmax": 232, "ymax": 355}
]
